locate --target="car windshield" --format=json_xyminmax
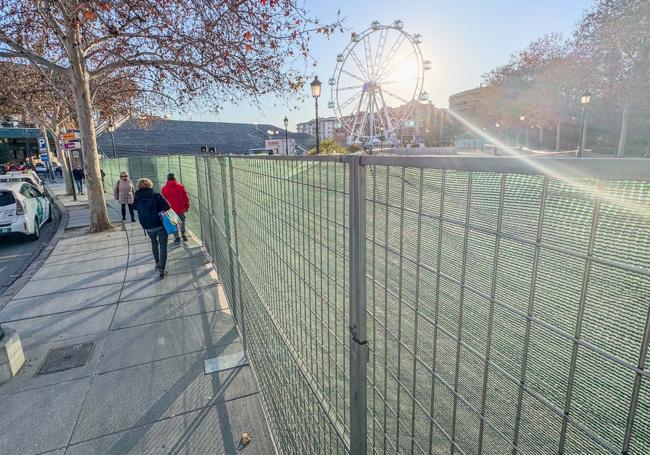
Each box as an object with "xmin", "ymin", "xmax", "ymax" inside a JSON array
[{"xmin": 0, "ymin": 191, "xmax": 15, "ymax": 207}]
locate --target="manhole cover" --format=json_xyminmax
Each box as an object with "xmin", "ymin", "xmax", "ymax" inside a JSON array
[{"xmin": 38, "ymin": 342, "xmax": 94, "ymax": 375}]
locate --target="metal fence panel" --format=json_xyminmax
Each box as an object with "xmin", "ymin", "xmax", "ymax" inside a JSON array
[{"xmin": 101, "ymin": 155, "xmax": 650, "ymax": 455}]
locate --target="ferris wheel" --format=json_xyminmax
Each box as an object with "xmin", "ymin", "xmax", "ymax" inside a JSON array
[{"xmin": 329, "ymin": 20, "xmax": 431, "ymax": 145}]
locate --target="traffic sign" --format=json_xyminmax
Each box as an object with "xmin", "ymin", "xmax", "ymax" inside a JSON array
[
  {"xmin": 72, "ymin": 150, "xmax": 80, "ymax": 158},
  {"xmin": 40, "ymin": 153, "xmax": 50, "ymax": 162},
  {"xmin": 64, "ymin": 141, "xmax": 81, "ymax": 150},
  {"xmin": 62, "ymin": 132, "xmax": 80, "ymax": 140}
]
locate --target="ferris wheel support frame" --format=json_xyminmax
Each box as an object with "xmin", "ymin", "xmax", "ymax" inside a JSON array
[{"xmin": 330, "ymin": 23, "xmax": 428, "ymax": 145}]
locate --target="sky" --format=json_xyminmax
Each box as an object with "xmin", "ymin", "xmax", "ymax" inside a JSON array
[{"xmin": 175, "ymin": 0, "xmax": 594, "ymax": 131}]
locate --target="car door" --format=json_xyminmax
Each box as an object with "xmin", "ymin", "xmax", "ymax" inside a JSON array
[
  {"xmin": 30, "ymin": 186, "xmax": 49, "ymax": 226},
  {"xmin": 26, "ymin": 185, "xmax": 47, "ymax": 227},
  {"xmin": 19, "ymin": 184, "xmax": 38, "ymax": 230}
]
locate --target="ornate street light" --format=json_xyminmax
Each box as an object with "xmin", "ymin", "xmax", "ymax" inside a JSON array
[
  {"xmin": 578, "ymin": 92, "xmax": 591, "ymax": 158},
  {"xmin": 107, "ymin": 120, "xmax": 117, "ymax": 158},
  {"xmin": 311, "ymin": 76, "xmax": 322, "ymax": 154}
]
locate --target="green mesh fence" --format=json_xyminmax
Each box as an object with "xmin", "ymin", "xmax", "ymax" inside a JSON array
[{"xmin": 100, "ymin": 155, "xmax": 650, "ymax": 455}]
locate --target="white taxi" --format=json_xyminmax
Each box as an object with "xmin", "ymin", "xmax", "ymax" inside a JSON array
[
  {"xmin": 0, "ymin": 182, "xmax": 52, "ymax": 240},
  {"xmin": 0, "ymin": 171, "xmax": 45, "ymax": 194}
]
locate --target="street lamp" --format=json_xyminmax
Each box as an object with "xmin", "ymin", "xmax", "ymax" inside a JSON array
[
  {"xmin": 517, "ymin": 115, "xmax": 525, "ymax": 149},
  {"xmin": 578, "ymin": 92, "xmax": 591, "ymax": 158},
  {"xmin": 283, "ymin": 116, "xmax": 289, "ymax": 156},
  {"xmin": 311, "ymin": 75, "xmax": 322, "ymax": 154},
  {"xmin": 107, "ymin": 120, "xmax": 117, "ymax": 158}
]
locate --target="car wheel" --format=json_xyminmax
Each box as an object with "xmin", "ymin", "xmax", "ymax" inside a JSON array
[
  {"xmin": 46, "ymin": 204, "xmax": 52, "ymax": 222},
  {"xmin": 28, "ymin": 218, "xmax": 40, "ymax": 241}
]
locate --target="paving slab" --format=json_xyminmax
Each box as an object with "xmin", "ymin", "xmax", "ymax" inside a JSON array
[
  {"xmin": 0, "ymin": 377, "xmax": 91, "ymax": 455},
  {"xmin": 0, "ymin": 333, "xmax": 106, "ymax": 396},
  {"xmin": 111, "ymin": 286, "xmax": 228, "ymax": 329},
  {"xmin": 13, "ymin": 268, "xmax": 126, "ymax": 299},
  {"xmin": 56, "ymin": 229, "xmax": 127, "ymax": 247},
  {"xmin": 72, "ymin": 347, "xmax": 255, "ymax": 443},
  {"xmin": 33, "ymin": 255, "xmax": 128, "ymax": 279},
  {"xmin": 66, "ymin": 393, "xmax": 273, "ymax": 455},
  {"xmin": 128, "ymin": 240, "xmax": 203, "ymax": 255},
  {"xmin": 124, "ymin": 256, "xmax": 211, "ymax": 282},
  {"xmin": 43, "ymin": 245, "xmax": 126, "ymax": 266},
  {"xmin": 99, "ymin": 310, "xmax": 238, "ymax": 373},
  {"xmin": 119, "ymin": 271, "xmax": 217, "ymax": 301},
  {"xmin": 50, "ymin": 237, "xmax": 128, "ymax": 256},
  {"xmin": 0, "ymin": 283, "xmax": 122, "ymax": 322},
  {"xmin": 5, "ymin": 305, "xmax": 115, "ymax": 347}
]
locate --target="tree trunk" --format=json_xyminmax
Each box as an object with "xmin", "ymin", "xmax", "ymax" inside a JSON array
[
  {"xmin": 68, "ymin": 52, "xmax": 112, "ymax": 232},
  {"xmin": 616, "ymin": 102, "xmax": 630, "ymax": 158},
  {"xmin": 555, "ymin": 120, "xmax": 562, "ymax": 152},
  {"xmin": 51, "ymin": 129, "xmax": 74, "ymax": 195}
]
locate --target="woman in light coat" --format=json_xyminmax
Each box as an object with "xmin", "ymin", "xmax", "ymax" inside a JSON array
[{"xmin": 114, "ymin": 171, "xmax": 135, "ymax": 222}]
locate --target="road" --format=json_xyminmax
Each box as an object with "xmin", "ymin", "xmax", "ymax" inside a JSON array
[{"xmin": 0, "ymin": 201, "xmax": 59, "ymax": 296}]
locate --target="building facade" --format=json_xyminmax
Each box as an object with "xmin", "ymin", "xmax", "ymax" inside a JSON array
[{"xmin": 296, "ymin": 117, "xmax": 339, "ymax": 140}]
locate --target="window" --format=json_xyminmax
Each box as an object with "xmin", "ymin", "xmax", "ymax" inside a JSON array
[
  {"xmin": 19, "ymin": 185, "xmax": 32, "ymax": 198},
  {"xmin": 0, "ymin": 191, "xmax": 15, "ymax": 207}
]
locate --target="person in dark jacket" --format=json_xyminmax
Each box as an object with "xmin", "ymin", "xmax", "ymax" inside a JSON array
[
  {"xmin": 133, "ymin": 178, "xmax": 171, "ymax": 278},
  {"xmin": 161, "ymin": 173, "xmax": 190, "ymax": 245},
  {"xmin": 72, "ymin": 166, "xmax": 84, "ymax": 194}
]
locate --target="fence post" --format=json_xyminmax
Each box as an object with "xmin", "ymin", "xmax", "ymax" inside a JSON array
[
  {"xmin": 218, "ymin": 158, "xmax": 237, "ymax": 322},
  {"xmin": 348, "ymin": 154, "xmax": 368, "ymax": 454},
  {"xmin": 227, "ymin": 156, "xmax": 246, "ymax": 352},
  {"xmin": 194, "ymin": 156, "xmax": 206, "ymax": 243}
]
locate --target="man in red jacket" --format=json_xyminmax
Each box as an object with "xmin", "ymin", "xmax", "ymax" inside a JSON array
[{"xmin": 162, "ymin": 173, "xmax": 190, "ymax": 245}]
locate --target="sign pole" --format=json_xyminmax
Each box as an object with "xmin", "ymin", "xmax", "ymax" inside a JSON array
[{"xmin": 66, "ymin": 149, "xmax": 77, "ymax": 202}]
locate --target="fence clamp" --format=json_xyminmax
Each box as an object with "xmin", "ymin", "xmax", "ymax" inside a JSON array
[{"xmin": 349, "ymin": 324, "xmax": 369, "ymax": 362}]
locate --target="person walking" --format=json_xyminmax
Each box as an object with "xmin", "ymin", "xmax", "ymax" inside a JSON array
[
  {"xmin": 114, "ymin": 171, "xmax": 135, "ymax": 222},
  {"xmin": 161, "ymin": 173, "xmax": 190, "ymax": 245},
  {"xmin": 72, "ymin": 166, "xmax": 84, "ymax": 194},
  {"xmin": 133, "ymin": 178, "xmax": 171, "ymax": 279}
]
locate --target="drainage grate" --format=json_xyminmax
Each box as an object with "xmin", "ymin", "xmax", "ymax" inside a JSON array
[{"xmin": 38, "ymin": 342, "xmax": 94, "ymax": 375}]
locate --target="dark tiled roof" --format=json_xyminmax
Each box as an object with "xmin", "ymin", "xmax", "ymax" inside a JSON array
[{"xmin": 96, "ymin": 119, "xmax": 316, "ymax": 156}]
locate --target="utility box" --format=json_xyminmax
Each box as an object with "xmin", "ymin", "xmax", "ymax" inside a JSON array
[{"xmin": 0, "ymin": 328, "xmax": 25, "ymax": 384}]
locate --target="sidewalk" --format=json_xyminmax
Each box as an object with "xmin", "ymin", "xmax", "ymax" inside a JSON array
[{"xmin": 0, "ymin": 183, "xmax": 274, "ymax": 454}]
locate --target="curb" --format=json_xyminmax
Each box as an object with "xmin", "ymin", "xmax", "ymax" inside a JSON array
[{"xmin": 0, "ymin": 186, "xmax": 69, "ymax": 312}]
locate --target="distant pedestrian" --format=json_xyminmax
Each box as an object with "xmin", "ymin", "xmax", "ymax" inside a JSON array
[
  {"xmin": 133, "ymin": 178, "xmax": 171, "ymax": 279},
  {"xmin": 54, "ymin": 165, "xmax": 63, "ymax": 178},
  {"xmin": 100, "ymin": 168, "xmax": 106, "ymax": 192},
  {"xmin": 161, "ymin": 173, "xmax": 190, "ymax": 245},
  {"xmin": 72, "ymin": 166, "xmax": 84, "ymax": 194},
  {"xmin": 114, "ymin": 171, "xmax": 135, "ymax": 222}
]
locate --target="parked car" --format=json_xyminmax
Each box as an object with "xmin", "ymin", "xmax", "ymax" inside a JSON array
[
  {"xmin": 34, "ymin": 163, "xmax": 47, "ymax": 173},
  {"xmin": 8, "ymin": 164, "xmax": 26, "ymax": 171},
  {"xmin": 0, "ymin": 181, "xmax": 52, "ymax": 240},
  {"xmin": 0, "ymin": 171, "xmax": 45, "ymax": 193}
]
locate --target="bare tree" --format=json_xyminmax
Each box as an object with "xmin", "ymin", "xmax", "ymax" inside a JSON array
[
  {"xmin": 0, "ymin": 0, "xmax": 338, "ymax": 232},
  {"xmin": 574, "ymin": 0, "xmax": 650, "ymax": 157}
]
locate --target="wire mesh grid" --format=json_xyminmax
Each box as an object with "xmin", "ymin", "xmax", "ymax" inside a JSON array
[
  {"xmin": 228, "ymin": 157, "xmax": 352, "ymax": 453},
  {"xmin": 100, "ymin": 155, "xmax": 650, "ymax": 455},
  {"xmin": 365, "ymin": 163, "xmax": 650, "ymax": 455}
]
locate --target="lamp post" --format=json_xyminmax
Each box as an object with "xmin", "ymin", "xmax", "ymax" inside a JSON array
[
  {"xmin": 107, "ymin": 120, "xmax": 117, "ymax": 158},
  {"xmin": 311, "ymin": 76, "xmax": 322, "ymax": 154},
  {"xmin": 577, "ymin": 93, "xmax": 591, "ymax": 158},
  {"xmin": 283, "ymin": 116, "xmax": 289, "ymax": 156},
  {"xmin": 518, "ymin": 115, "xmax": 525, "ymax": 149}
]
